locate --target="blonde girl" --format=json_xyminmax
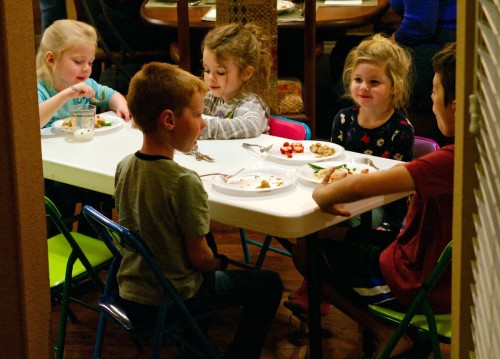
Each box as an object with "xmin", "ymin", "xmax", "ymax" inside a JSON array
[
  {"xmin": 36, "ymin": 19, "xmax": 130, "ymax": 128},
  {"xmin": 285, "ymin": 34, "xmax": 415, "ymax": 318},
  {"xmin": 200, "ymin": 23, "xmax": 272, "ymax": 139}
]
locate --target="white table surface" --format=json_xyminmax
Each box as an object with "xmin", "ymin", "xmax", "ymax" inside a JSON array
[{"xmin": 41, "ymin": 112, "xmax": 411, "ymax": 239}]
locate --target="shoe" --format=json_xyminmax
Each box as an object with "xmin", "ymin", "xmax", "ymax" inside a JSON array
[
  {"xmin": 283, "ymin": 295, "xmax": 331, "ymax": 318},
  {"xmin": 288, "ymin": 279, "xmax": 309, "ymax": 300}
]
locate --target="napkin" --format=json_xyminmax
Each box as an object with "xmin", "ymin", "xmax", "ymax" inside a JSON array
[{"xmin": 202, "ymin": 7, "xmax": 216, "ymax": 21}]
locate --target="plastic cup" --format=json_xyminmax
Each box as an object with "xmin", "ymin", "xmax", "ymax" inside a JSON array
[{"xmin": 70, "ymin": 104, "xmax": 96, "ymax": 141}]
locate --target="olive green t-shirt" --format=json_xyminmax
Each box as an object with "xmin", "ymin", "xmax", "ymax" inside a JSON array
[{"xmin": 115, "ymin": 152, "xmax": 210, "ymax": 306}]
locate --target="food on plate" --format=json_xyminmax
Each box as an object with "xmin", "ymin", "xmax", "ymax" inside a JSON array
[
  {"xmin": 62, "ymin": 118, "xmax": 73, "ymax": 128},
  {"xmin": 311, "ymin": 163, "xmax": 370, "ymax": 183},
  {"xmin": 309, "ymin": 142, "xmax": 336, "ymax": 158},
  {"xmin": 95, "ymin": 115, "xmax": 112, "ymax": 128},
  {"xmin": 291, "ymin": 142, "xmax": 304, "ymax": 153},
  {"xmin": 279, "ymin": 141, "xmax": 305, "ymax": 158},
  {"xmin": 257, "ymin": 180, "xmax": 271, "ymax": 189}
]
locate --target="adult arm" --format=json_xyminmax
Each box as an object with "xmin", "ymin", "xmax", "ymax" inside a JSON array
[
  {"xmin": 392, "ymin": 0, "xmax": 440, "ymax": 45},
  {"xmin": 312, "ymin": 164, "xmax": 415, "ymax": 216}
]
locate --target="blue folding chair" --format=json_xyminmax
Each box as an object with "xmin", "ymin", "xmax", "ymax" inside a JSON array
[
  {"xmin": 238, "ymin": 116, "xmax": 311, "ymax": 268},
  {"xmin": 82, "ymin": 205, "xmax": 221, "ymax": 359}
]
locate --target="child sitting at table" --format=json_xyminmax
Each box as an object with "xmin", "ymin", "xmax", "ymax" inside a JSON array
[
  {"xmin": 36, "ymin": 19, "xmax": 130, "ymax": 235},
  {"xmin": 285, "ymin": 34, "xmax": 415, "ymax": 318},
  {"xmin": 36, "ymin": 19, "xmax": 130, "ymax": 129},
  {"xmin": 200, "ymin": 23, "xmax": 271, "ymax": 139},
  {"xmin": 294, "ymin": 42, "xmax": 456, "ymax": 358},
  {"xmin": 115, "ymin": 61, "xmax": 283, "ymax": 359}
]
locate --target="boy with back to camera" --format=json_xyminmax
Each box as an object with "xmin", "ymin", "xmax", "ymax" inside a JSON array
[
  {"xmin": 293, "ymin": 43, "xmax": 456, "ymax": 358},
  {"xmin": 115, "ymin": 62, "xmax": 283, "ymax": 359}
]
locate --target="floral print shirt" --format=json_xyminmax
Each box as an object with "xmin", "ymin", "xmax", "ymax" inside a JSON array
[{"xmin": 330, "ymin": 107, "xmax": 414, "ymax": 162}]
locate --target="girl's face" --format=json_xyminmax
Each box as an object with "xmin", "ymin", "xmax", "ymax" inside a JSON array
[
  {"xmin": 202, "ymin": 48, "xmax": 247, "ymax": 102},
  {"xmin": 431, "ymin": 73, "xmax": 455, "ymax": 137},
  {"xmin": 350, "ymin": 62, "xmax": 394, "ymax": 111},
  {"xmin": 172, "ymin": 91, "xmax": 206, "ymax": 153},
  {"xmin": 48, "ymin": 43, "xmax": 96, "ymax": 91}
]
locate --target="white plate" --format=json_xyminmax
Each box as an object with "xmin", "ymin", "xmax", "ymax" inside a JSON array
[
  {"xmin": 266, "ymin": 140, "xmax": 345, "ymax": 165},
  {"xmin": 51, "ymin": 113, "xmax": 124, "ymax": 133},
  {"xmin": 277, "ymin": 0, "xmax": 295, "ymax": 13},
  {"xmin": 211, "ymin": 167, "xmax": 296, "ymax": 196},
  {"xmin": 297, "ymin": 160, "xmax": 377, "ymax": 187}
]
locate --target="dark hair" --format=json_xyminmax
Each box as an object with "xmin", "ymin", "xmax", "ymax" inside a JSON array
[{"xmin": 432, "ymin": 43, "xmax": 456, "ymax": 106}]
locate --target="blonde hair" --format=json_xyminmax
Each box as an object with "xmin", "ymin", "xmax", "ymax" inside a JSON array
[
  {"xmin": 35, "ymin": 19, "xmax": 97, "ymax": 85},
  {"xmin": 128, "ymin": 62, "xmax": 208, "ymax": 133},
  {"xmin": 201, "ymin": 23, "xmax": 272, "ymax": 106},
  {"xmin": 342, "ymin": 34, "xmax": 412, "ymax": 111}
]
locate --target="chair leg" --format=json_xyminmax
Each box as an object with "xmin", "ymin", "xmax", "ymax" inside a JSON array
[
  {"xmin": 422, "ymin": 301, "xmax": 442, "ymax": 359},
  {"xmin": 93, "ymin": 312, "xmax": 107, "ymax": 359},
  {"xmin": 55, "ymin": 253, "xmax": 79, "ymax": 359},
  {"xmin": 239, "ymin": 228, "xmax": 253, "ymax": 264},
  {"xmin": 255, "ymin": 235, "xmax": 273, "ymax": 269}
]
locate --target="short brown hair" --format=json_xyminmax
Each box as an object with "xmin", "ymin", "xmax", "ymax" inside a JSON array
[
  {"xmin": 127, "ymin": 62, "xmax": 207, "ymax": 133},
  {"xmin": 432, "ymin": 43, "xmax": 456, "ymax": 106}
]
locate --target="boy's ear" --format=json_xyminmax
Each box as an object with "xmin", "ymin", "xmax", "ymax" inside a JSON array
[
  {"xmin": 160, "ymin": 109, "xmax": 175, "ymax": 130},
  {"xmin": 242, "ymin": 66, "xmax": 254, "ymax": 82}
]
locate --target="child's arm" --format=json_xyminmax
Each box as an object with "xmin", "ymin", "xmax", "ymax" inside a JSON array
[
  {"xmin": 185, "ymin": 235, "xmax": 226, "ymax": 271},
  {"xmin": 38, "ymin": 83, "xmax": 95, "ymax": 128},
  {"xmin": 107, "ymin": 92, "xmax": 131, "ymax": 121},
  {"xmin": 200, "ymin": 95, "xmax": 268, "ymax": 139}
]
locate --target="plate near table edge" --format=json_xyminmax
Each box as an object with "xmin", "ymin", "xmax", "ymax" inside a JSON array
[
  {"xmin": 277, "ymin": 0, "xmax": 295, "ymax": 13},
  {"xmin": 51, "ymin": 113, "xmax": 124, "ymax": 133},
  {"xmin": 297, "ymin": 160, "xmax": 378, "ymax": 187},
  {"xmin": 211, "ymin": 167, "xmax": 296, "ymax": 196},
  {"xmin": 266, "ymin": 140, "xmax": 345, "ymax": 165}
]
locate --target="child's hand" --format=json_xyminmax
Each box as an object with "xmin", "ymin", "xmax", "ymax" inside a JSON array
[
  {"xmin": 108, "ymin": 92, "xmax": 131, "ymax": 121},
  {"xmin": 68, "ymin": 83, "xmax": 95, "ymax": 100}
]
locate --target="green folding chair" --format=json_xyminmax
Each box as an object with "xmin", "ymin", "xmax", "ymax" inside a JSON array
[
  {"xmin": 368, "ymin": 241, "xmax": 452, "ymax": 359},
  {"xmin": 46, "ymin": 197, "xmax": 113, "ymax": 359}
]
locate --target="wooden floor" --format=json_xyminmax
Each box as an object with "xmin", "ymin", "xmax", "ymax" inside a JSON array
[{"xmin": 51, "ymin": 221, "xmax": 449, "ymax": 358}]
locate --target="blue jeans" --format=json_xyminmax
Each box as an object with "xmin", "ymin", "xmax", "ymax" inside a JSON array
[{"xmin": 121, "ymin": 269, "xmax": 283, "ymax": 359}]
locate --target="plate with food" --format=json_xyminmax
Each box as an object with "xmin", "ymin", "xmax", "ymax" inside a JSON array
[
  {"xmin": 266, "ymin": 140, "xmax": 345, "ymax": 165},
  {"xmin": 277, "ymin": 0, "xmax": 295, "ymax": 14},
  {"xmin": 211, "ymin": 167, "xmax": 296, "ymax": 196},
  {"xmin": 297, "ymin": 161, "xmax": 376, "ymax": 187},
  {"xmin": 51, "ymin": 113, "xmax": 124, "ymax": 133}
]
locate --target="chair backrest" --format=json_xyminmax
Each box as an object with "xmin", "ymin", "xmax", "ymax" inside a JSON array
[
  {"xmin": 414, "ymin": 135, "xmax": 440, "ymax": 159},
  {"xmin": 45, "ymin": 197, "xmax": 105, "ymax": 289},
  {"xmin": 268, "ymin": 115, "xmax": 312, "ymax": 140},
  {"xmin": 82, "ymin": 205, "xmax": 220, "ymax": 358}
]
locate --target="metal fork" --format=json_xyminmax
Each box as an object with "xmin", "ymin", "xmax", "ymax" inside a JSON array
[
  {"xmin": 199, "ymin": 168, "xmax": 244, "ymax": 181},
  {"xmin": 242, "ymin": 143, "xmax": 273, "ymax": 152},
  {"xmin": 186, "ymin": 144, "xmax": 215, "ymax": 162}
]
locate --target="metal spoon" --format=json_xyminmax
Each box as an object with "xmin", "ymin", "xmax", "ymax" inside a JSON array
[{"xmin": 351, "ymin": 157, "xmax": 380, "ymax": 170}]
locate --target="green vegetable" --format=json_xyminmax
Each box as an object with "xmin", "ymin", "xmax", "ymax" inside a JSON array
[
  {"xmin": 308, "ymin": 163, "xmax": 325, "ymax": 173},
  {"xmin": 307, "ymin": 163, "xmax": 353, "ymax": 173},
  {"xmin": 101, "ymin": 122, "xmax": 112, "ymax": 126}
]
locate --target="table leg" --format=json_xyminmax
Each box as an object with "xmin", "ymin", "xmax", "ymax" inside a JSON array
[{"xmin": 305, "ymin": 232, "xmax": 323, "ymax": 359}]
